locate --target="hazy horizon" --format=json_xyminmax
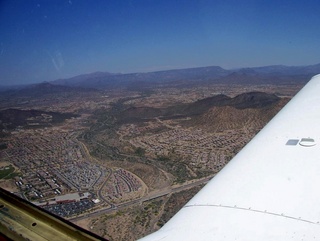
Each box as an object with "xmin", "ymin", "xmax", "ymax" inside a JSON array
[{"xmin": 1, "ymin": 61, "xmax": 320, "ymax": 87}]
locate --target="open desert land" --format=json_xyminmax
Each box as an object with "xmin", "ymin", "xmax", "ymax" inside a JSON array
[{"xmin": 0, "ymin": 72, "xmax": 306, "ymax": 240}]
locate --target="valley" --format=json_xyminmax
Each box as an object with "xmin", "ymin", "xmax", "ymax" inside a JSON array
[{"xmin": 0, "ymin": 65, "xmax": 309, "ymax": 240}]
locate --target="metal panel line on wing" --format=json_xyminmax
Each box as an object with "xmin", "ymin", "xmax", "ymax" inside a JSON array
[{"xmin": 184, "ymin": 204, "xmax": 320, "ymax": 225}]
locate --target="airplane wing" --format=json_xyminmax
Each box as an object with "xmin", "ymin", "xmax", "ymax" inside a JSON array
[{"xmin": 138, "ymin": 74, "xmax": 320, "ymax": 240}]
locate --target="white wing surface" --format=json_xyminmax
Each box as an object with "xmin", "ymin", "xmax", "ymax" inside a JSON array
[{"xmin": 139, "ymin": 74, "xmax": 320, "ymax": 241}]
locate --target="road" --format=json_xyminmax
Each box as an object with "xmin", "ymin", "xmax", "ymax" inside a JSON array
[
  {"xmin": 97, "ymin": 169, "xmax": 114, "ymax": 207},
  {"xmin": 70, "ymin": 175, "xmax": 213, "ymax": 222}
]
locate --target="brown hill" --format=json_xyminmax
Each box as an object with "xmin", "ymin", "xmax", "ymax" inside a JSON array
[
  {"xmin": 117, "ymin": 92, "xmax": 281, "ymax": 124},
  {"xmin": 188, "ymin": 98, "xmax": 289, "ymax": 132},
  {"xmin": 230, "ymin": 92, "xmax": 280, "ymax": 109},
  {"xmin": 0, "ymin": 108, "xmax": 78, "ymax": 131}
]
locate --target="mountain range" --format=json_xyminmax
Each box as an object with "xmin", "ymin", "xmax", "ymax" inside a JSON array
[
  {"xmin": 2, "ymin": 63, "xmax": 320, "ymax": 93},
  {"xmin": 50, "ymin": 63, "xmax": 320, "ymax": 90}
]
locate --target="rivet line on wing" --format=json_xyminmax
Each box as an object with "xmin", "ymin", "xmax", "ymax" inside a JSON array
[{"xmin": 184, "ymin": 204, "xmax": 319, "ymax": 225}]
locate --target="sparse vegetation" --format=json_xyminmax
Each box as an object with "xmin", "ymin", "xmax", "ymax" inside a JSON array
[
  {"xmin": 0, "ymin": 143, "xmax": 7, "ymax": 150},
  {"xmin": 135, "ymin": 147, "xmax": 145, "ymax": 157},
  {"xmin": 157, "ymin": 185, "xmax": 203, "ymax": 227},
  {"xmin": 0, "ymin": 70, "xmax": 301, "ymax": 241},
  {"xmin": 156, "ymin": 155, "xmax": 190, "ymax": 183}
]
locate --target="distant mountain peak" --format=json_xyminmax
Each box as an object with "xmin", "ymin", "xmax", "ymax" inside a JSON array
[{"xmin": 47, "ymin": 63, "xmax": 320, "ymax": 89}]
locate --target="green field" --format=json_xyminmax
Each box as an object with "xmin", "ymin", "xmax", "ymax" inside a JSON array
[{"xmin": 0, "ymin": 165, "xmax": 18, "ymax": 179}]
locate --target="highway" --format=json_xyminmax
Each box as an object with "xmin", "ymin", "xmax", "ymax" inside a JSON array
[{"xmin": 69, "ymin": 175, "xmax": 213, "ymax": 222}]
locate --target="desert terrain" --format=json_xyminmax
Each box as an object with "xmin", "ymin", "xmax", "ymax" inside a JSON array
[{"xmin": 0, "ymin": 65, "xmax": 311, "ymax": 240}]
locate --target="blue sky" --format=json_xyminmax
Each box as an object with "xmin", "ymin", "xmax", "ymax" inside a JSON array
[{"xmin": 1, "ymin": 0, "xmax": 320, "ymax": 85}]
